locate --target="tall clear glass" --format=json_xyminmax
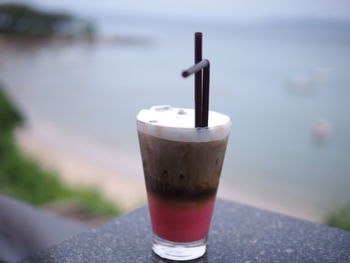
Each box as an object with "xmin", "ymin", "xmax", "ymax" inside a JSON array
[{"xmin": 137, "ymin": 106, "xmax": 231, "ymax": 261}]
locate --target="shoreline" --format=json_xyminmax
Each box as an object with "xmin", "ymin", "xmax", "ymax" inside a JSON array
[
  {"xmin": 15, "ymin": 120, "xmax": 324, "ymax": 223},
  {"xmin": 15, "ymin": 122, "xmax": 146, "ymax": 211}
]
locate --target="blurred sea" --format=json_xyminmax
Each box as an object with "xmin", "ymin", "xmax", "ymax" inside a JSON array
[{"xmin": 1, "ymin": 17, "xmax": 350, "ymax": 221}]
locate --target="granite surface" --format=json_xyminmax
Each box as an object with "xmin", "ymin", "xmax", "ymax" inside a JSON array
[
  {"xmin": 22, "ymin": 199, "xmax": 350, "ymax": 263},
  {"xmin": 0, "ymin": 195, "xmax": 87, "ymax": 262}
]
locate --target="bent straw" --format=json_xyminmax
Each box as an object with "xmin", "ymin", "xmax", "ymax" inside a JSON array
[
  {"xmin": 182, "ymin": 59, "xmax": 209, "ymax": 77},
  {"xmin": 182, "ymin": 59, "xmax": 210, "ymax": 127}
]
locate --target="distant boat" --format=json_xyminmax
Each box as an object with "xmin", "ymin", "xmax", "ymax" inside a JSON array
[
  {"xmin": 311, "ymin": 119, "xmax": 332, "ymax": 143},
  {"xmin": 286, "ymin": 67, "xmax": 333, "ymax": 95}
]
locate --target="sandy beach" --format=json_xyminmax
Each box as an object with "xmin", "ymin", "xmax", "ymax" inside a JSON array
[
  {"xmin": 15, "ymin": 121, "xmax": 146, "ymax": 211},
  {"xmin": 15, "ymin": 120, "xmax": 324, "ymax": 223}
]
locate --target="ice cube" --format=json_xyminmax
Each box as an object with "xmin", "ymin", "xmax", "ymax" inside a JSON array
[{"xmin": 177, "ymin": 109, "xmax": 187, "ymax": 115}]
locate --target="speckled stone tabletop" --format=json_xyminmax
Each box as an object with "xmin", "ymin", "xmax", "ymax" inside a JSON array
[{"xmin": 22, "ymin": 199, "xmax": 350, "ymax": 263}]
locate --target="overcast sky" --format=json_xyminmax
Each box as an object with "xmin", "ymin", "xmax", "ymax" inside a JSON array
[{"xmin": 5, "ymin": 0, "xmax": 350, "ymax": 22}]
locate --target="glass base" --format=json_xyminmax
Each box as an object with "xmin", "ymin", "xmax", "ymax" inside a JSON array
[{"xmin": 152, "ymin": 234, "xmax": 207, "ymax": 261}]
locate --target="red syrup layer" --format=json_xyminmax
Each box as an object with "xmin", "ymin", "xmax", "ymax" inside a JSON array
[{"xmin": 147, "ymin": 192, "xmax": 216, "ymax": 243}]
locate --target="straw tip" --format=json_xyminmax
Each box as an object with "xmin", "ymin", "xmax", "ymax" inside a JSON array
[{"xmin": 195, "ymin": 32, "xmax": 202, "ymax": 37}]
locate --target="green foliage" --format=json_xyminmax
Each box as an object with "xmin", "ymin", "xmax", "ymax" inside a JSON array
[
  {"xmin": 0, "ymin": 3, "xmax": 72, "ymax": 36},
  {"xmin": 0, "ymin": 3, "xmax": 95, "ymax": 37},
  {"xmin": 67, "ymin": 188, "xmax": 121, "ymax": 216},
  {"xmin": 0, "ymin": 85, "xmax": 121, "ymax": 217},
  {"xmin": 326, "ymin": 204, "xmax": 350, "ymax": 231},
  {"xmin": 0, "ymin": 88, "xmax": 22, "ymax": 131}
]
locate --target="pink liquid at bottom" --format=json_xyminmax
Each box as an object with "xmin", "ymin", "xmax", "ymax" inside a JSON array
[{"xmin": 147, "ymin": 193, "xmax": 216, "ymax": 243}]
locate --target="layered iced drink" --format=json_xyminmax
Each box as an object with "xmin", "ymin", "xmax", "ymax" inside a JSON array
[{"xmin": 137, "ymin": 105, "xmax": 230, "ymax": 260}]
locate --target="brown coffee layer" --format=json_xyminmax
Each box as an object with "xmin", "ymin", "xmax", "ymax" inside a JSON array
[{"xmin": 138, "ymin": 131, "xmax": 228, "ymax": 201}]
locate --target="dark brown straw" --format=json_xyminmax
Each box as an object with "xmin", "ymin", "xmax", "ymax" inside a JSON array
[
  {"xmin": 194, "ymin": 32, "xmax": 202, "ymax": 127},
  {"xmin": 202, "ymin": 62, "xmax": 210, "ymax": 127},
  {"xmin": 182, "ymin": 33, "xmax": 210, "ymax": 128},
  {"xmin": 182, "ymin": 59, "xmax": 210, "ymax": 127}
]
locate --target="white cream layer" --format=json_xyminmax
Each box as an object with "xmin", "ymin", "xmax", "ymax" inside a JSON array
[{"xmin": 137, "ymin": 106, "xmax": 231, "ymax": 142}]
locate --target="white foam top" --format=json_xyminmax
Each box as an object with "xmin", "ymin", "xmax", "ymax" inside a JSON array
[{"xmin": 137, "ymin": 105, "xmax": 231, "ymax": 142}]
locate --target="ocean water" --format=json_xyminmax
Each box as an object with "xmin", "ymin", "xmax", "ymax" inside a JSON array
[{"xmin": 1, "ymin": 18, "xmax": 350, "ymax": 220}]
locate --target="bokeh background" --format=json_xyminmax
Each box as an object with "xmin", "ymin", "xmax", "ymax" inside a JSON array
[{"xmin": 1, "ymin": 0, "xmax": 350, "ymax": 236}]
